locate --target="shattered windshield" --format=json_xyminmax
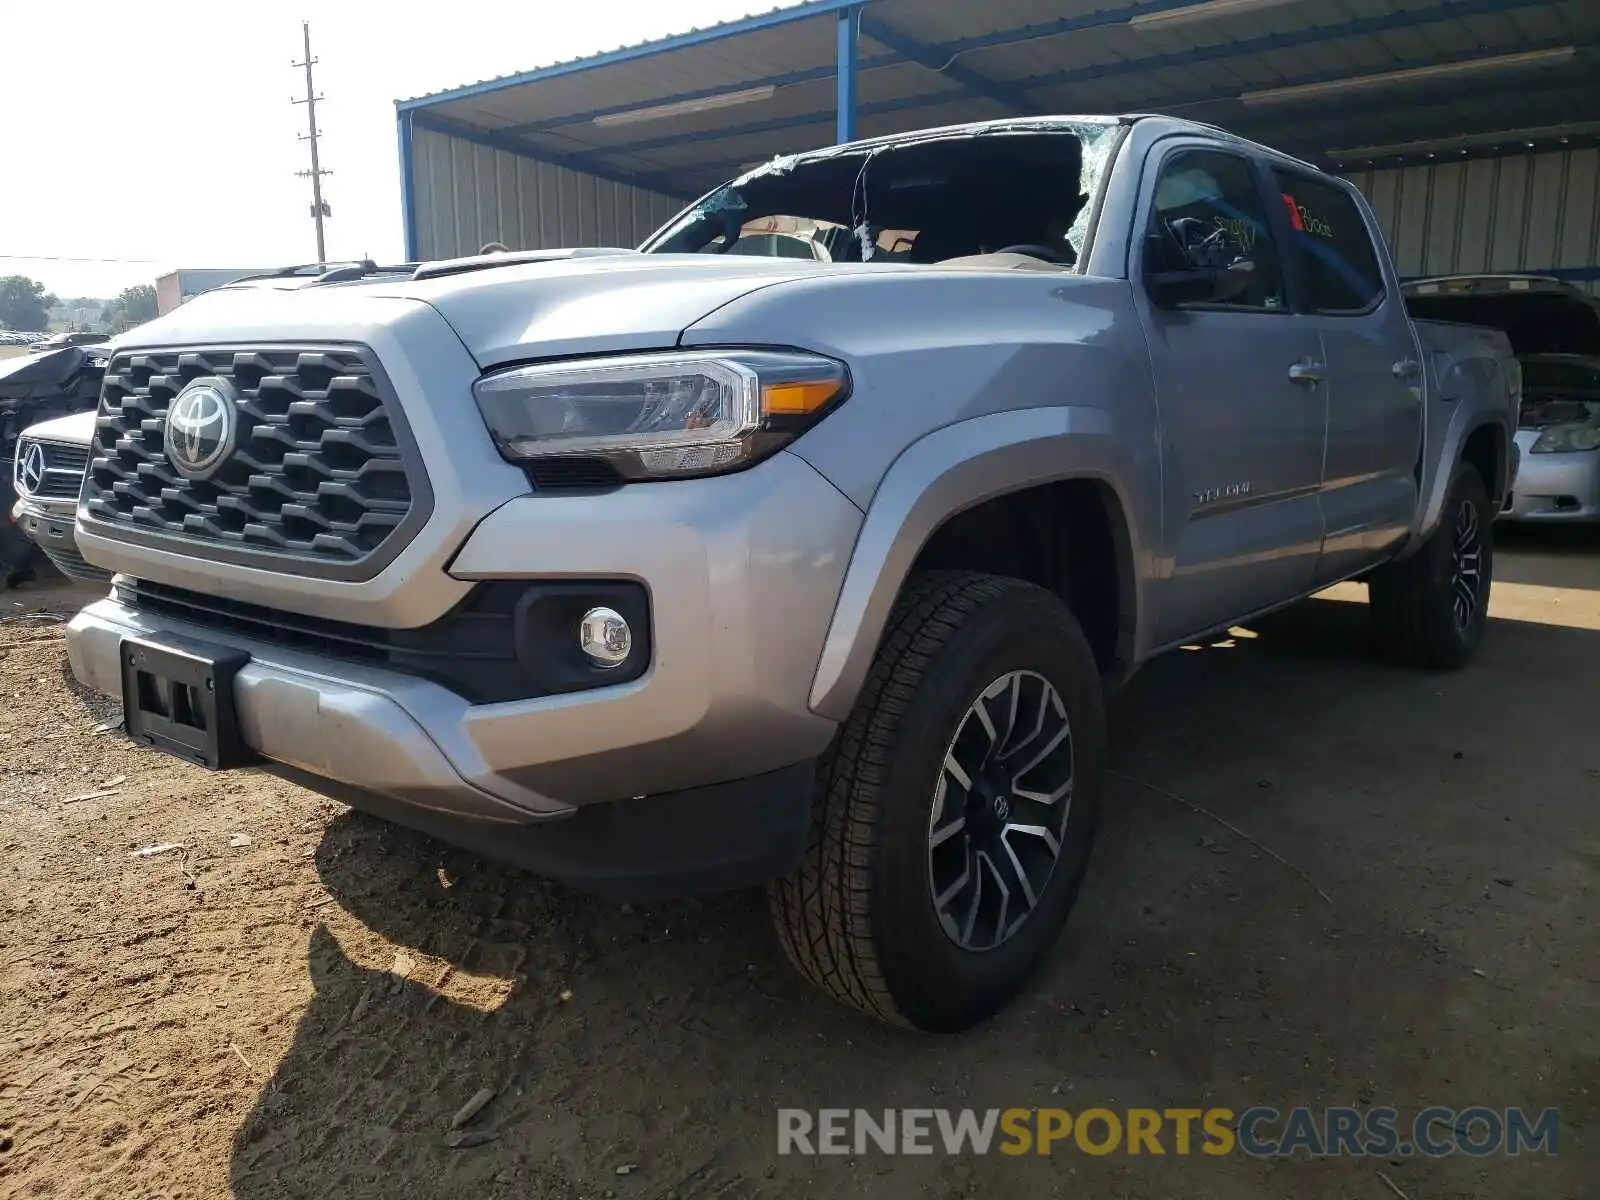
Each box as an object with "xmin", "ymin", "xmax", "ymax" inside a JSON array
[{"xmin": 642, "ymin": 122, "xmax": 1121, "ymax": 268}]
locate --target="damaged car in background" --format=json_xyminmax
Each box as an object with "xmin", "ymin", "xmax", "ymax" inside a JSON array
[
  {"xmin": 1, "ymin": 341, "xmax": 109, "ymax": 586},
  {"xmin": 1406, "ymin": 274, "xmax": 1600, "ymax": 522},
  {"xmin": 11, "ymin": 409, "xmax": 106, "ymax": 583}
]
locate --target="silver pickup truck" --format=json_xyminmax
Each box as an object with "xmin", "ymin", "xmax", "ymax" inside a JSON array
[{"xmin": 66, "ymin": 115, "xmax": 1517, "ymax": 1031}]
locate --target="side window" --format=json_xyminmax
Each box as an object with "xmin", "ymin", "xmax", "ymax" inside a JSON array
[
  {"xmin": 1272, "ymin": 171, "xmax": 1385, "ymax": 313},
  {"xmin": 1145, "ymin": 149, "xmax": 1286, "ymax": 311}
]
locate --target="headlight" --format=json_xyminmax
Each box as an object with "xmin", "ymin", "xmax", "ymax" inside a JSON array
[
  {"xmin": 1530, "ymin": 423, "xmax": 1600, "ymax": 454},
  {"xmin": 473, "ymin": 350, "xmax": 849, "ymax": 480}
]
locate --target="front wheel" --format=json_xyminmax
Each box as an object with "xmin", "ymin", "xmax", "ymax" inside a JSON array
[
  {"xmin": 768, "ymin": 571, "xmax": 1105, "ymax": 1032},
  {"xmin": 1368, "ymin": 462, "xmax": 1493, "ymax": 670}
]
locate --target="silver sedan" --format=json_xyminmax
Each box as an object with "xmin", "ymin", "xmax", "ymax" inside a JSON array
[{"xmin": 1504, "ymin": 354, "xmax": 1600, "ymax": 522}]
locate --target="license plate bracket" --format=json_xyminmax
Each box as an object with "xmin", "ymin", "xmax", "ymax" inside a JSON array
[{"xmin": 121, "ymin": 636, "xmax": 254, "ymax": 770}]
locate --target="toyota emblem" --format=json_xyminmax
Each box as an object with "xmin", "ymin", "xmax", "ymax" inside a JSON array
[
  {"xmin": 164, "ymin": 377, "xmax": 239, "ymax": 479},
  {"xmin": 16, "ymin": 441, "xmax": 45, "ymax": 495}
]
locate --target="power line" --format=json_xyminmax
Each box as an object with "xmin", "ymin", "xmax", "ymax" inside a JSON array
[{"xmin": 0, "ymin": 254, "xmax": 163, "ymax": 265}]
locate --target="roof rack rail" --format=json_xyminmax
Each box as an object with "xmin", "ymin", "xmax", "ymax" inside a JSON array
[
  {"xmin": 228, "ymin": 262, "xmax": 355, "ymax": 284},
  {"xmin": 315, "ymin": 260, "xmax": 418, "ymax": 283}
]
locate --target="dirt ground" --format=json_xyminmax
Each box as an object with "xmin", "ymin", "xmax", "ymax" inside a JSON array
[{"xmin": 2, "ymin": 529, "xmax": 1596, "ymax": 1200}]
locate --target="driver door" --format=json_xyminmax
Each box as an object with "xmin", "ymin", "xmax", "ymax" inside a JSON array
[{"xmin": 1133, "ymin": 144, "xmax": 1330, "ymax": 646}]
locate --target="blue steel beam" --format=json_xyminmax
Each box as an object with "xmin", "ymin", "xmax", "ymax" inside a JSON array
[
  {"xmin": 493, "ymin": 0, "xmax": 1203, "ymax": 141},
  {"xmin": 493, "ymin": 1, "xmax": 1084, "ymax": 142},
  {"xmin": 586, "ymin": 0, "xmax": 1552, "ymax": 159},
  {"xmin": 397, "ymin": 0, "xmax": 878, "ymax": 113},
  {"xmin": 430, "ymin": 0, "xmax": 1543, "ymax": 136},
  {"xmin": 409, "ymin": 111, "xmax": 697, "ymax": 200},
  {"xmin": 397, "ymin": 110, "xmax": 419, "ymax": 261},
  {"xmin": 856, "ymin": 14, "xmax": 1040, "ymax": 116},
  {"xmin": 837, "ymin": 7, "xmax": 860, "ymax": 142},
  {"xmin": 413, "ymin": 0, "xmax": 1217, "ymax": 126}
]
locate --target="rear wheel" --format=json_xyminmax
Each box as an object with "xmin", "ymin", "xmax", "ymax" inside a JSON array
[
  {"xmin": 768, "ymin": 570, "xmax": 1105, "ymax": 1032},
  {"xmin": 1369, "ymin": 462, "xmax": 1493, "ymax": 669}
]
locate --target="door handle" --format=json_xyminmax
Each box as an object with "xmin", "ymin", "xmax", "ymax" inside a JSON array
[
  {"xmin": 1288, "ymin": 359, "xmax": 1325, "ymax": 386},
  {"xmin": 1393, "ymin": 357, "xmax": 1421, "ymax": 380}
]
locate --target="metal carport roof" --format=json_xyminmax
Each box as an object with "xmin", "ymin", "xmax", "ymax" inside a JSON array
[{"xmin": 396, "ymin": 0, "xmax": 1600, "ymax": 257}]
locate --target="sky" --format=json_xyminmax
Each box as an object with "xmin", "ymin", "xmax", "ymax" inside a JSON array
[{"xmin": 0, "ymin": 0, "xmax": 761, "ymax": 302}]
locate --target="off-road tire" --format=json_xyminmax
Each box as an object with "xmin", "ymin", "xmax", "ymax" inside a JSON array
[
  {"xmin": 1368, "ymin": 462, "xmax": 1493, "ymax": 670},
  {"xmin": 768, "ymin": 570, "xmax": 1105, "ymax": 1032}
]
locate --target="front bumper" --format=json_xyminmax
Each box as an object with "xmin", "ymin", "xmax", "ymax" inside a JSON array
[
  {"xmin": 65, "ymin": 447, "xmax": 860, "ymax": 822},
  {"xmin": 1501, "ymin": 434, "xmax": 1600, "ymax": 521},
  {"xmin": 10, "ymin": 495, "xmax": 109, "ymax": 582}
]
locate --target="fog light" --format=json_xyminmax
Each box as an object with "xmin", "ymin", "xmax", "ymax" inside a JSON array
[{"xmin": 579, "ymin": 606, "xmax": 631, "ymax": 668}]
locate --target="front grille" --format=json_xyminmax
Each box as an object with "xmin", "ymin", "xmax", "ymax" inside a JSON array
[
  {"xmin": 13, "ymin": 438, "xmax": 90, "ymax": 500},
  {"xmin": 38, "ymin": 442, "xmax": 91, "ymax": 497},
  {"xmin": 83, "ymin": 346, "xmax": 423, "ymax": 574}
]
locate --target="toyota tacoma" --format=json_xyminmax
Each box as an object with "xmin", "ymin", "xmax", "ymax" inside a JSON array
[{"xmin": 66, "ymin": 116, "xmax": 1518, "ymax": 1031}]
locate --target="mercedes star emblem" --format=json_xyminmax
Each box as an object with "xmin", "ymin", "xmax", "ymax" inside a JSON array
[
  {"xmin": 17, "ymin": 441, "xmax": 45, "ymax": 495},
  {"xmin": 164, "ymin": 377, "xmax": 239, "ymax": 480}
]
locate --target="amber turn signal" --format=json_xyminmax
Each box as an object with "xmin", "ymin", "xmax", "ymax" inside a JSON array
[{"xmin": 763, "ymin": 379, "xmax": 844, "ymax": 415}]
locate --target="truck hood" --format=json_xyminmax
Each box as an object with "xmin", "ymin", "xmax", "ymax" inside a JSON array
[
  {"xmin": 391, "ymin": 253, "xmax": 840, "ymax": 367},
  {"xmin": 147, "ymin": 252, "xmax": 836, "ymax": 370},
  {"xmin": 114, "ymin": 251, "xmax": 1065, "ymax": 369},
  {"xmin": 0, "ymin": 343, "xmax": 111, "ymax": 396},
  {"xmin": 1403, "ymin": 275, "xmax": 1600, "ymax": 356}
]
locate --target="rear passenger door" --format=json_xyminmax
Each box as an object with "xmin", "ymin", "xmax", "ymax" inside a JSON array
[
  {"xmin": 1271, "ymin": 168, "xmax": 1424, "ymax": 583},
  {"xmin": 1133, "ymin": 143, "xmax": 1330, "ymax": 646}
]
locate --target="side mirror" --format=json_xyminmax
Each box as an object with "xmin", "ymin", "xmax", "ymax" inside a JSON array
[{"xmin": 1144, "ymin": 220, "xmax": 1256, "ymax": 308}]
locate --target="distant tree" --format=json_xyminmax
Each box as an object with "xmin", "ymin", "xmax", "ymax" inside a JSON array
[
  {"xmin": 0, "ymin": 275, "xmax": 57, "ymax": 332},
  {"xmin": 101, "ymin": 284, "xmax": 158, "ymax": 333}
]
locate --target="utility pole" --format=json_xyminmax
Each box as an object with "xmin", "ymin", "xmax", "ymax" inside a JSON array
[{"xmin": 292, "ymin": 21, "xmax": 332, "ymax": 262}]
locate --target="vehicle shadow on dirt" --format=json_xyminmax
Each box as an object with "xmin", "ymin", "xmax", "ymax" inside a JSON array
[{"xmin": 230, "ymin": 595, "xmax": 1599, "ymax": 1199}]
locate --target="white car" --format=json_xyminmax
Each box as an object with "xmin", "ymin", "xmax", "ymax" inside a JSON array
[
  {"xmin": 10, "ymin": 409, "xmax": 106, "ymax": 581},
  {"xmin": 1405, "ymin": 275, "xmax": 1600, "ymax": 522}
]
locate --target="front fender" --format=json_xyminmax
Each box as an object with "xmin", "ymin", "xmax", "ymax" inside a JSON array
[{"xmin": 807, "ymin": 407, "xmax": 1147, "ymax": 720}]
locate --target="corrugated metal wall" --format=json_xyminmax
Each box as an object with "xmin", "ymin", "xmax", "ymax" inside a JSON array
[
  {"xmin": 410, "ymin": 127, "xmax": 684, "ymax": 260},
  {"xmin": 1345, "ymin": 148, "xmax": 1600, "ymax": 292}
]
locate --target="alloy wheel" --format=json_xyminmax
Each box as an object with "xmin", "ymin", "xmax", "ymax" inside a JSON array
[
  {"xmin": 1451, "ymin": 497, "xmax": 1484, "ymax": 632},
  {"xmin": 927, "ymin": 670, "xmax": 1074, "ymax": 951}
]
